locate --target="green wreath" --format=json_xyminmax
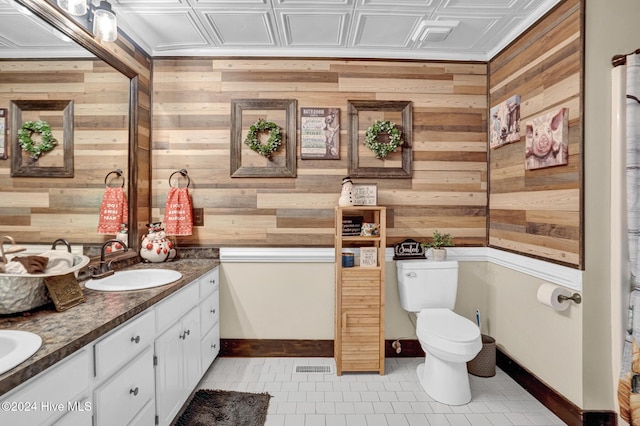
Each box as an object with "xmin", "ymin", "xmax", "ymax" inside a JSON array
[
  {"xmin": 244, "ymin": 119, "xmax": 283, "ymax": 158},
  {"xmin": 364, "ymin": 120, "xmax": 403, "ymax": 159},
  {"xmin": 18, "ymin": 120, "xmax": 58, "ymax": 160}
]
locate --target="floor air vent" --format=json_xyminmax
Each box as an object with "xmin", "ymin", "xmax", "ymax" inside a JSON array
[{"xmin": 294, "ymin": 365, "xmax": 333, "ymax": 374}]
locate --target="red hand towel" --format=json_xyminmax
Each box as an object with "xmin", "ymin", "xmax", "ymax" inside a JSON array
[
  {"xmin": 97, "ymin": 187, "xmax": 129, "ymax": 235},
  {"xmin": 163, "ymin": 187, "xmax": 193, "ymax": 236}
]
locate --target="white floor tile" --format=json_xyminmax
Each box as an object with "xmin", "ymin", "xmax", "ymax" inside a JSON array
[
  {"xmin": 195, "ymin": 357, "xmax": 568, "ymax": 426},
  {"xmin": 304, "ymin": 414, "xmax": 325, "ymax": 426},
  {"xmin": 283, "ymin": 414, "xmax": 305, "ymax": 426},
  {"xmin": 344, "ymin": 414, "xmax": 367, "ymax": 426},
  {"xmin": 325, "ymin": 414, "xmax": 347, "ymax": 426}
]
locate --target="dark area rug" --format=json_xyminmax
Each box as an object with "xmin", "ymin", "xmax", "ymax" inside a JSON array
[{"xmin": 175, "ymin": 389, "xmax": 271, "ymax": 426}]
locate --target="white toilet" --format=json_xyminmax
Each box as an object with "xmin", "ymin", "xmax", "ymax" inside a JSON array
[{"xmin": 396, "ymin": 259, "xmax": 482, "ymax": 405}]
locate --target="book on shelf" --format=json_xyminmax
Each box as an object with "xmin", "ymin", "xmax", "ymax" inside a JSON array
[{"xmin": 342, "ymin": 216, "xmax": 363, "ymax": 236}]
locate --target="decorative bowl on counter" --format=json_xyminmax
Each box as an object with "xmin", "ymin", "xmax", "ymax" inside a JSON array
[{"xmin": 0, "ymin": 254, "xmax": 90, "ymax": 314}]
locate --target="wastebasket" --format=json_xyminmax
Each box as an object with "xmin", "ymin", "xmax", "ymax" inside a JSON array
[{"xmin": 467, "ymin": 334, "xmax": 496, "ymax": 377}]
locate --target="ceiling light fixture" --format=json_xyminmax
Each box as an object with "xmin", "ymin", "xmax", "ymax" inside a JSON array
[
  {"xmin": 56, "ymin": 0, "xmax": 118, "ymax": 42},
  {"xmin": 57, "ymin": 0, "xmax": 88, "ymax": 17},
  {"xmin": 92, "ymin": 1, "xmax": 118, "ymax": 42}
]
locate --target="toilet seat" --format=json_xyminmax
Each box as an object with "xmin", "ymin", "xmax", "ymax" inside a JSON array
[{"xmin": 417, "ymin": 308, "xmax": 481, "ymax": 356}]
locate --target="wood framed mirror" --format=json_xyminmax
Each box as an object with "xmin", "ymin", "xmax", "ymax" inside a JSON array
[{"xmin": 1, "ymin": 0, "xmax": 150, "ymax": 250}]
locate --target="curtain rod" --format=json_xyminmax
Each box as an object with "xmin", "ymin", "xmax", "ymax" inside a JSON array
[{"xmin": 612, "ymin": 48, "xmax": 640, "ymax": 67}]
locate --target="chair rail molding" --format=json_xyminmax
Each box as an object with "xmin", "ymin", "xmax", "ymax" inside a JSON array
[{"xmin": 220, "ymin": 247, "xmax": 582, "ymax": 291}]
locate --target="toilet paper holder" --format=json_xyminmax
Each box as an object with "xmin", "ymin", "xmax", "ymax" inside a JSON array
[{"xmin": 558, "ymin": 292, "xmax": 582, "ymax": 304}]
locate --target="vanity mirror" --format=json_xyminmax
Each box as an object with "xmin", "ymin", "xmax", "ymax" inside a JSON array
[{"xmin": 0, "ymin": 0, "xmax": 147, "ymax": 250}]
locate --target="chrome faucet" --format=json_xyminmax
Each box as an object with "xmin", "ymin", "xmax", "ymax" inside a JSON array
[{"xmin": 91, "ymin": 239, "xmax": 129, "ymax": 279}]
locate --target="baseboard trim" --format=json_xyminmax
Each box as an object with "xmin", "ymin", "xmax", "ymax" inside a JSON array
[
  {"xmin": 220, "ymin": 338, "xmax": 334, "ymax": 357},
  {"xmin": 496, "ymin": 349, "xmax": 616, "ymax": 426},
  {"xmin": 220, "ymin": 339, "xmax": 617, "ymax": 425}
]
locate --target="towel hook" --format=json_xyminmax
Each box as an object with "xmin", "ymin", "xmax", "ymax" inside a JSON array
[
  {"xmin": 104, "ymin": 169, "xmax": 125, "ymax": 188},
  {"xmin": 169, "ymin": 168, "xmax": 191, "ymax": 188}
]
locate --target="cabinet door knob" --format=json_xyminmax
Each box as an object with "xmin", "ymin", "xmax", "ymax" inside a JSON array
[
  {"xmin": 130, "ymin": 335, "xmax": 141, "ymax": 344},
  {"xmin": 212, "ymin": 343, "xmax": 216, "ymax": 349},
  {"xmin": 210, "ymin": 308, "xmax": 216, "ymax": 314},
  {"xmin": 210, "ymin": 279, "xmax": 216, "ymax": 285},
  {"xmin": 185, "ymin": 329, "xmax": 190, "ymax": 337},
  {"xmin": 129, "ymin": 387, "xmax": 139, "ymax": 396},
  {"xmin": 405, "ymin": 272, "xmax": 417, "ymax": 278}
]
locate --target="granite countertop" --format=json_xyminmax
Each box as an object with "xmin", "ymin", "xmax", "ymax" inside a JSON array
[{"xmin": 0, "ymin": 257, "xmax": 219, "ymax": 397}]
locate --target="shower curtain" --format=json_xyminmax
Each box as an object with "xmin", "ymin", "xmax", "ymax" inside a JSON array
[{"xmin": 618, "ymin": 52, "xmax": 640, "ymax": 425}]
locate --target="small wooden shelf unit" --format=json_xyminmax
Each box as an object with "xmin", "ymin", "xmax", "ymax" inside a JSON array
[{"xmin": 334, "ymin": 206, "xmax": 386, "ymax": 375}]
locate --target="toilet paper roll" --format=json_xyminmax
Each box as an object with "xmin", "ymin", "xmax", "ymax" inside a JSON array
[{"xmin": 536, "ymin": 282, "xmax": 572, "ymax": 311}]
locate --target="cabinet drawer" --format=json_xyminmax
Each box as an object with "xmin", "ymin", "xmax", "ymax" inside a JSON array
[
  {"xmin": 201, "ymin": 322, "xmax": 220, "ymax": 372},
  {"xmin": 155, "ymin": 281, "xmax": 199, "ymax": 334},
  {"xmin": 0, "ymin": 349, "xmax": 90, "ymax": 426},
  {"xmin": 53, "ymin": 399, "xmax": 92, "ymax": 426},
  {"xmin": 94, "ymin": 310, "xmax": 155, "ymax": 379},
  {"xmin": 128, "ymin": 400, "xmax": 155, "ymax": 426},
  {"xmin": 94, "ymin": 347, "xmax": 154, "ymax": 426},
  {"xmin": 341, "ymin": 268, "xmax": 380, "ymax": 282},
  {"xmin": 199, "ymin": 267, "xmax": 219, "ymax": 298},
  {"xmin": 199, "ymin": 289, "xmax": 219, "ymax": 337}
]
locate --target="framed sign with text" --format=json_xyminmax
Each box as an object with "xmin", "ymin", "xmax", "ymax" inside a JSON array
[
  {"xmin": 300, "ymin": 107, "xmax": 340, "ymax": 160},
  {"xmin": 353, "ymin": 184, "xmax": 377, "ymax": 206}
]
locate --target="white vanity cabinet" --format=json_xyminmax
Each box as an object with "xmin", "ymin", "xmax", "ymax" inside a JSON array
[
  {"xmin": 0, "ymin": 265, "xmax": 220, "ymax": 426},
  {"xmin": 93, "ymin": 347, "xmax": 155, "ymax": 426},
  {"xmin": 199, "ymin": 267, "xmax": 220, "ymax": 372},
  {"xmin": 0, "ymin": 348, "xmax": 92, "ymax": 426},
  {"xmin": 154, "ymin": 280, "xmax": 202, "ymax": 426},
  {"xmin": 92, "ymin": 310, "xmax": 156, "ymax": 426}
]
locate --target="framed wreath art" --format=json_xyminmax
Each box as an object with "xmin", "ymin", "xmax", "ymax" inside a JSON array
[
  {"xmin": 364, "ymin": 120, "xmax": 402, "ymax": 159},
  {"xmin": 244, "ymin": 118, "xmax": 282, "ymax": 158},
  {"xmin": 10, "ymin": 99, "xmax": 74, "ymax": 178},
  {"xmin": 230, "ymin": 98, "xmax": 297, "ymax": 178},
  {"xmin": 347, "ymin": 100, "xmax": 413, "ymax": 179},
  {"xmin": 18, "ymin": 120, "xmax": 58, "ymax": 160}
]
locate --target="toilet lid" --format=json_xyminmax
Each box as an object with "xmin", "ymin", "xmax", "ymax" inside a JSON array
[{"xmin": 417, "ymin": 308, "xmax": 480, "ymax": 343}]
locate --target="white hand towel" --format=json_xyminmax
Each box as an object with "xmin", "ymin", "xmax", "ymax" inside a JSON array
[{"xmin": 39, "ymin": 250, "xmax": 75, "ymax": 274}]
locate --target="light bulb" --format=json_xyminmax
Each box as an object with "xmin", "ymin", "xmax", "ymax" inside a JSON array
[
  {"xmin": 58, "ymin": 0, "xmax": 88, "ymax": 16},
  {"xmin": 92, "ymin": 1, "xmax": 117, "ymax": 42}
]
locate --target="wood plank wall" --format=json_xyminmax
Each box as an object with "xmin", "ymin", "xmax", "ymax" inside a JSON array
[
  {"xmin": 152, "ymin": 59, "xmax": 488, "ymax": 248},
  {"xmin": 0, "ymin": 59, "xmax": 130, "ymax": 244},
  {"xmin": 488, "ymin": 0, "xmax": 583, "ymax": 268}
]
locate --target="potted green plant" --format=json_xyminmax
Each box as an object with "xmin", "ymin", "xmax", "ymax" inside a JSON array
[{"xmin": 423, "ymin": 230, "xmax": 453, "ymax": 261}]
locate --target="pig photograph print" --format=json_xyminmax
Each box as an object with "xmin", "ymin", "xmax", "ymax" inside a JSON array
[
  {"xmin": 524, "ymin": 107, "xmax": 569, "ymax": 170},
  {"xmin": 490, "ymin": 94, "xmax": 521, "ymax": 149}
]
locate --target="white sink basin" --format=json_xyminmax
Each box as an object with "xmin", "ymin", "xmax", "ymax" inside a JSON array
[
  {"xmin": 0, "ymin": 330, "xmax": 42, "ymax": 375},
  {"xmin": 85, "ymin": 269, "xmax": 182, "ymax": 292}
]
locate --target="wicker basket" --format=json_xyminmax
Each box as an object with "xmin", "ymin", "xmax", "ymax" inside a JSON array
[{"xmin": 467, "ymin": 334, "xmax": 496, "ymax": 377}]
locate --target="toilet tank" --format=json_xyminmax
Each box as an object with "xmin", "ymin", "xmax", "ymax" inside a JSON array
[{"xmin": 396, "ymin": 260, "xmax": 459, "ymax": 312}]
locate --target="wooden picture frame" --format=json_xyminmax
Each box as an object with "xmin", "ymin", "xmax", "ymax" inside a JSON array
[
  {"xmin": 348, "ymin": 100, "xmax": 412, "ymax": 179},
  {"xmin": 0, "ymin": 108, "xmax": 6, "ymax": 160},
  {"xmin": 10, "ymin": 100, "xmax": 74, "ymax": 178},
  {"xmin": 230, "ymin": 99, "xmax": 297, "ymax": 178}
]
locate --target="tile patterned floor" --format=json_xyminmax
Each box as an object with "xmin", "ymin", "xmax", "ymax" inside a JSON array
[{"xmin": 197, "ymin": 357, "xmax": 566, "ymax": 426}]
